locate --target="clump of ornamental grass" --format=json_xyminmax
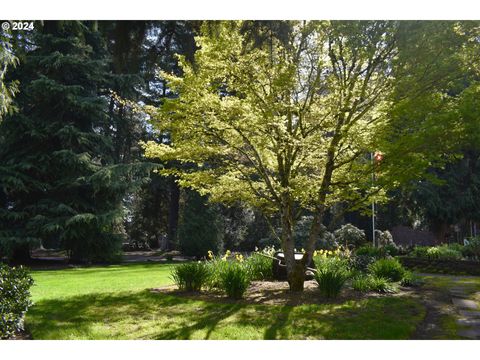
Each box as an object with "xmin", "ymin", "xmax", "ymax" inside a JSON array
[
  {"xmin": 313, "ymin": 255, "xmax": 350, "ymax": 298},
  {"xmin": 368, "ymin": 258, "xmax": 405, "ymax": 282},
  {"xmin": 218, "ymin": 261, "xmax": 251, "ymax": 299},
  {"xmin": 170, "ymin": 261, "xmax": 210, "ymax": 292}
]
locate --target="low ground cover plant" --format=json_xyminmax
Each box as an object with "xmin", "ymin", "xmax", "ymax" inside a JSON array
[
  {"xmin": 0, "ymin": 265, "xmax": 34, "ymax": 339},
  {"xmin": 400, "ymin": 271, "xmax": 423, "ymax": 287},
  {"xmin": 351, "ymin": 274, "xmax": 396, "ymax": 293}
]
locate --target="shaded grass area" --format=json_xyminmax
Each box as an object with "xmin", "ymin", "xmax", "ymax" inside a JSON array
[
  {"xmin": 418, "ymin": 274, "xmax": 480, "ymax": 339},
  {"xmin": 26, "ymin": 263, "xmax": 426, "ymax": 339},
  {"xmin": 27, "ymin": 290, "xmax": 424, "ymax": 340}
]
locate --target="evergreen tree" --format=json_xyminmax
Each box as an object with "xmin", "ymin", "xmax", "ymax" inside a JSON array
[
  {"xmin": 177, "ymin": 190, "xmax": 221, "ymax": 258},
  {"xmin": 0, "ymin": 21, "xmax": 128, "ymax": 262}
]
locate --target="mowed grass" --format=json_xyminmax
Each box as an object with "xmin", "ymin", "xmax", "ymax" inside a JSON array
[
  {"xmin": 30, "ymin": 263, "xmax": 174, "ymax": 301},
  {"xmin": 26, "ymin": 263, "xmax": 426, "ymax": 340}
]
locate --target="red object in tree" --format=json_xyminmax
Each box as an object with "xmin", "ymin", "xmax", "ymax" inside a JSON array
[{"xmin": 374, "ymin": 151, "xmax": 384, "ymax": 163}]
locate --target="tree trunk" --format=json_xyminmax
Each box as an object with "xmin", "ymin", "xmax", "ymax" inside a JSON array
[
  {"xmin": 167, "ymin": 177, "xmax": 180, "ymax": 250},
  {"xmin": 280, "ymin": 195, "xmax": 305, "ymax": 291}
]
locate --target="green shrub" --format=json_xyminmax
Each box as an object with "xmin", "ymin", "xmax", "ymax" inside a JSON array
[
  {"xmin": 367, "ymin": 276, "xmax": 396, "ymax": 293},
  {"xmin": 400, "ymin": 271, "xmax": 423, "ymax": 287},
  {"xmin": 219, "ymin": 262, "xmax": 251, "ymax": 299},
  {"xmin": 313, "ymin": 256, "xmax": 350, "ymax": 298},
  {"xmin": 383, "ymin": 243, "xmax": 400, "ymax": 256},
  {"xmin": 411, "ymin": 245, "xmax": 463, "ymax": 260},
  {"xmin": 0, "ymin": 265, "xmax": 34, "ymax": 339},
  {"xmin": 462, "ymin": 237, "xmax": 480, "ymax": 259},
  {"xmin": 351, "ymin": 274, "xmax": 395, "ymax": 293},
  {"xmin": 350, "ymin": 245, "xmax": 383, "ymax": 271},
  {"xmin": 410, "ymin": 246, "xmax": 430, "ymax": 258},
  {"xmin": 245, "ymin": 253, "xmax": 273, "ymax": 281},
  {"xmin": 356, "ymin": 245, "xmax": 384, "ymax": 257},
  {"xmin": 348, "ymin": 254, "xmax": 377, "ymax": 271},
  {"xmin": 351, "ymin": 274, "xmax": 373, "ymax": 292},
  {"xmin": 170, "ymin": 262, "xmax": 210, "ymax": 292},
  {"xmin": 427, "ymin": 245, "xmax": 462, "ymax": 260},
  {"xmin": 368, "ymin": 258, "xmax": 405, "ymax": 282},
  {"xmin": 447, "ymin": 243, "xmax": 464, "ymax": 252}
]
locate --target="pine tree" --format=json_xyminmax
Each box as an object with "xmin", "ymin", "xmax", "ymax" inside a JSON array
[{"xmin": 0, "ymin": 21, "xmax": 129, "ymax": 262}]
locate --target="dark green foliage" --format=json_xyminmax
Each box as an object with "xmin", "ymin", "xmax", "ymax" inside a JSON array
[
  {"xmin": 218, "ymin": 261, "xmax": 251, "ymax": 299},
  {"xmin": 245, "ymin": 253, "xmax": 273, "ymax": 280},
  {"xmin": 350, "ymin": 245, "xmax": 384, "ymax": 271},
  {"xmin": 462, "ymin": 237, "xmax": 480, "ymax": 259},
  {"xmin": 356, "ymin": 245, "xmax": 385, "ymax": 257},
  {"xmin": 126, "ymin": 174, "xmax": 170, "ymax": 250},
  {"xmin": 0, "ymin": 21, "xmax": 132, "ymax": 263},
  {"xmin": 0, "ymin": 264, "xmax": 34, "ymax": 338},
  {"xmin": 170, "ymin": 261, "xmax": 210, "ymax": 292},
  {"xmin": 410, "ymin": 246, "xmax": 430, "ymax": 258},
  {"xmin": 313, "ymin": 256, "xmax": 350, "ymax": 298},
  {"xmin": 177, "ymin": 191, "xmax": 221, "ymax": 258},
  {"xmin": 368, "ymin": 258, "xmax": 405, "ymax": 282}
]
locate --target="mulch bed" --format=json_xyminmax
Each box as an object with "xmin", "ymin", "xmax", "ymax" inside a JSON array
[{"xmin": 151, "ymin": 280, "xmax": 413, "ymax": 306}]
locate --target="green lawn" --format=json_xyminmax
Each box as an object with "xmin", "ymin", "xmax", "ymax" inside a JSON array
[{"xmin": 26, "ymin": 263, "xmax": 426, "ymax": 340}]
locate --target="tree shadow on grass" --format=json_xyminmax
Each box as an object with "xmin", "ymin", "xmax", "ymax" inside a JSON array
[
  {"xmin": 26, "ymin": 290, "xmax": 248, "ymax": 340},
  {"xmin": 26, "ymin": 291, "xmax": 425, "ymax": 340}
]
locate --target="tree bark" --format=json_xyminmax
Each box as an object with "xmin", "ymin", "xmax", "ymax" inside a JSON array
[
  {"xmin": 281, "ymin": 194, "xmax": 305, "ymax": 291},
  {"xmin": 167, "ymin": 177, "xmax": 180, "ymax": 250}
]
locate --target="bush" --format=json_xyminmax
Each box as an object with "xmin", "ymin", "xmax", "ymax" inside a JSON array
[
  {"xmin": 411, "ymin": 245, "xmax": 463, "ymax": 261},
  {"xmin": 368, "ymin": 258, "xmax": 405, "ymax": 282},
  {"xmin": 245, "ymin": 253, "xmax": 273, "ymax": 281},
  {"xmin": 313, "ymin": 256, "xmax": 350, "ymax": 298},
  {"xmin": 170, "ymin": 262, "xmax": 210, "ymax": 292},
  {"xmin": 383, "ymin": 243, "xmax": 400, "ymax": 256},
  {"xmin": 427, "ymin": 246, "xmax": 462, "ymax": 260},
  {"xmin": 334, "ymin": 223, "xmax": 366, "ymax": 248},
  {"xmin": 0, "ymin": 265, "xmax": 34, "ymax": 339},
  {"xmin": 400, "ymin": 271, "xmax": 423, "ymax": 287},
  {"xmin": 350, "ymin": 245, "xmax": 383, "ymax": 271},
  {"xmin": 348, "ymin": 254, "xmax": 377, "ymax": 271},
  {"xmin": 218, "ymin": 262, "xmax": 251, "ymax": 299},
  {"xmin": 410, "ymin": 246, "xmax": 430, "ymax": 258},
  {"xmin": 356, "ymin": 245, "xmax": 384, "ymax": 258},
  {"xmin": 351, "ymin": 274, "xmax": 373, "ymax": 292},
  {"xmin": 462, "ymin": 237, "xmax": 480, "ymax": 259},
  {"xmin": 351, "ymin": 274, "xmax": 396, "ymax": 293}
]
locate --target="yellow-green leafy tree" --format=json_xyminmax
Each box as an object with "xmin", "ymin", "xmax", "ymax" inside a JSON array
[{"xmin": 144, "ymin": 21, "xmax": 471, "ymax": 291}]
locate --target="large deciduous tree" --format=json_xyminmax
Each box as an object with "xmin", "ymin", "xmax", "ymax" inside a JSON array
[{"xmin": 144, "ymin": 20, "xmax": 472, "ymax": 291}]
